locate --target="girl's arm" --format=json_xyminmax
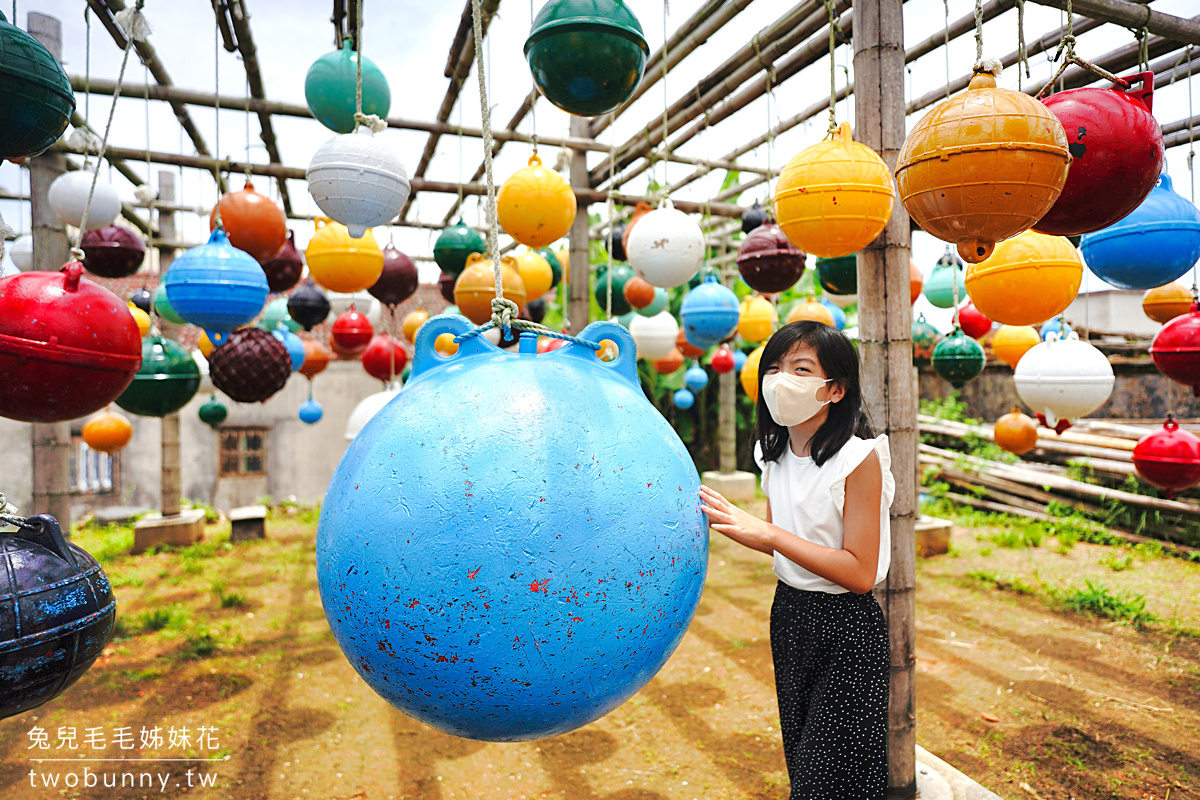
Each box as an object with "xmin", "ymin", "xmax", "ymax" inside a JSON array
[{"xmin": 699, "ymin": 452, "xmax": 883, "ymax": 594}]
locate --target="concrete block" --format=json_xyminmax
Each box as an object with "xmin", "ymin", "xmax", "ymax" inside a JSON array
[
  {"xmin": 700, "ymin": 470, "xmax": 758, "ymax": 504},
  {"xmin": 916, "ymin": 515, "xmax": 953, "ymax": 557},
  {"xmin": 132, "ymin": 508, "xmax": 205, "ymax": 554},
  {"xmin": 229, "ymin": 504, "xmax": 268, "ymax": 543},
  {"xmin": 92, "ymin": 505, "xmax": 151, "ymax": 526},
  {"xmin": 917, "ymin": 745, "xmax": 1005, "ymax": 800}
]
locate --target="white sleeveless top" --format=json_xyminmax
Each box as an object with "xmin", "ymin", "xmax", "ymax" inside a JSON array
[{"xmin": 754, "ymin": 435, "xmax": 895, "ymax": 594}]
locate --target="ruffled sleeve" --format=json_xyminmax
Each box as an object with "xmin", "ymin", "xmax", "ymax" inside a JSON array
[
  {"xmin": 829, "ymin": 435, "xmax": 895, "ymax": 516},
  {"xmin": 753, "ymin": 440, "xmax": 771, "ymax": 501}
]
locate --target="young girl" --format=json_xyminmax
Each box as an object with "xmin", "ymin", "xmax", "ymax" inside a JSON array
[{"xmin": 699, "ymin": 320, "xmax": 894, "ymax": 800}]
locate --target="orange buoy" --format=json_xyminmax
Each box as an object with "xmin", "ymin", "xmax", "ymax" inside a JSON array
[
  {"xmin": 964, "ymin": 230, "xmax": 1082, "ymax": 326},
  {"xmin": 990, "ymin": 325, "xmax": 1041, "ymax": 369},
  {"xmin": 1143, "ymin": 283, "xmax": 1194, "ymax": 324},
  {"xmin": 786, "ymin": 298, "xmax": 835, "ymax": 326},
  {"xmin": 738, "ymin": 296, "xmax": 777, "ymax": 343},
  {"xmin": 434, "ymin": 332, "xmax": 460, "ymax": 357},
  {"xmin": 910, "ymin": 260, "xmax": 923, "ymax": 305},
  {"xmin": 454, "ymin": 253, "xmax": 527, "ymax": 325},
  {"xmin": 896, "ymin": 69, "xmax": 1069, "ymax": 263},
  {"xmin": 653, "ymin": 347, "xmax": 684, "ymax": 374},
  {"xmin": 497, "ymin": 154, "xmax": 577, "ymax": 248},
  {"xmin": 676, "ymin": 328, "xmax": 705, "ymax": 359},
  {"xmin": 299, "ymin": 338, "xmax": 332, "ymax": 380},
  {"xmin": 622, "ymin": 275, "xmax": 657, "ymax": 310},
  {"xmin": 402, "ymin": 309, "xmax": 430, "ymax": 343},
  {"xmin": 305, "ymin": 217, "xmax": 384, "ymax": 294},
  {"xmin": 774, "ymin": 122, "xmax": 895, "ymax": 258},
  {"xmin": 82, "ymin": 409, "xmax": 133, "ymax": 454},
  {"xmin": 197, "ymin": 330, "xmax": 215, "ymax": 358},
  {"xmin": 994, "ymin": 406, "xmax": 1039, "ymax": 455},
  {"xmin": 209, "ymin": 180, "xmax": 288, "ymax": 265}
]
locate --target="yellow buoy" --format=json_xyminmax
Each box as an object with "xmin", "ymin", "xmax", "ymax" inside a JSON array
[
  {"xmin": 402, "ymin": 309, "xmax": 430, "ymax": 343},
  {"xmin": 127, "ymin": 303, "xmax": 150, "ymax": 337},
  {"xmin": 514, "ymin": 249, "xmax": 554, "ymax": 302},
  {"xmin": 434, "ymin": 332, "xmax": 460, "ymax": 356},
  {"xmin": 990, "ymin": 325, "xmax": 1041, "ymax": 369},
  {"xmin": 197, "ymin": 330, "xmax": 215, "ymax": 358},
  {"xmin": 786, "ymin": 298, "xmax": 835, "ymax": 326},
  {"xmin": 305, "ymin": 217, "xmax": 384, "ymax": 294},
  {"xmin": 774, "ymin": 122, "xmax": 895, "ymax": 259},
  {"xmin": 738, "ymin": 296, "xmax": 776, "ymax": 344},
  {"xmin": 82, "ymin": 409, "xmax": 133, "ymax": 454},
  {"xmin": 740, "ymin": 345, "xmax": 765, "ymax": 402},
  {"xmin": 454, "ymin": 253, "xmax": 527, "ymax": 326},
  {"xmin": 497, "ymin": 154, "xmax": 577, "ymax": 248},
  {"xmin": 1143, "ymin": 283, "xmax": 1194, "ymax": 324},
  {"xmin": 964, "ymin": 230, "xmax": 1082, "ymax": 326}
]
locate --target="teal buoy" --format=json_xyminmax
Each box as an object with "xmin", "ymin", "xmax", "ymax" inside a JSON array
[
  {"xmin": 304, "ymin": 39, "xmax": 391, "ymax": 134},
  {"xmin": 434, "ymin": 220, "xmax": 487, "ymax": 277}
]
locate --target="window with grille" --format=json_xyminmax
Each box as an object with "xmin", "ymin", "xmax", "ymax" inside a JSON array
[
  {"xmin": 69, "ymin": 435, "xmax": 116, "ymax": 494},
  {"xmin": 218, "ymin": 428, "xmax": 267, "ymax": 477}
]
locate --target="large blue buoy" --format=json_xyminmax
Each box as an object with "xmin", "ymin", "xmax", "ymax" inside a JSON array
[
  {"xmin": 1081, "ymin": 174, "xmax": 1200, "ymax": 290},
  {"xmin": 316, "ymin": 319, "xmax": 707, "ymax": 741},
  {"xmin": 680, "ymin": 275, "xmax": 739, "ymax": 347},
  {"xmin": 163, "ymin": 229, "xmax": 269, "ymax": 345}
]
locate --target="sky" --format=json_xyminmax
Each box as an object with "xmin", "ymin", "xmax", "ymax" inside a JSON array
[{"xmin": 2, "ymin": 0, "xmax": 1198, "ymax": 332}]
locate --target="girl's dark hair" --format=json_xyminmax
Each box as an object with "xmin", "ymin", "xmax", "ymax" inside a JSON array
[{"xmin": 757, "ymin": 321, "xmax": 874, "ymax": 467}]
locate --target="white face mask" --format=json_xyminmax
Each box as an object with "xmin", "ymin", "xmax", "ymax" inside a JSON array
[{"xmin": 762, "ymin": 373, "xmax": 832, "ymax": 427}]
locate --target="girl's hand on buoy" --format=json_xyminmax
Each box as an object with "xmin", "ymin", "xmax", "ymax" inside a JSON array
[{"xmin": 699, "ymin": 484, "xmax": 776, "ymax": 556}]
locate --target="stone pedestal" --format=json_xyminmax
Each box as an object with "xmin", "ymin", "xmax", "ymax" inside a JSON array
[
  {"xmin": 229, "ymin": 505, "xmax": 268, "ymax": 543},
  {"xmin": 700, "ymin": 470, "xmax": 758, "ymax": 504},
  {"xmin": 132, "ymin": 509, "xmax": 205, "ymax": 554},
  {"xmin": 915, "ymin": 515, "xmax": 953, "ymax": 558}
]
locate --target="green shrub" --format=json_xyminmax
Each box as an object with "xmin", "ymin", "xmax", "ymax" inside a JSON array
[{"xmin": 1050, "ymin": 580, "xmax": 1157, "ymax": 628}]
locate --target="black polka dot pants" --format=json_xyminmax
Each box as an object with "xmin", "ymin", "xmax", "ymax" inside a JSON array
[{"xmin": 770, "ymin": 581, "xmax": 890, "ymax": 800}]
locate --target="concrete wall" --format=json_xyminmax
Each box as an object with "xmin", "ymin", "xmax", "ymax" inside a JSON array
[
  {"xmin": 920, "ymin": 360, "xmax": 1200, "ymax": 423},
  {"xmin": 0, "ymin": 417, "xmax": 35, "ymax": 513},
  {"xmin": 1062, "ymin": 289, "xmax": 1161, "ymax": 338}
]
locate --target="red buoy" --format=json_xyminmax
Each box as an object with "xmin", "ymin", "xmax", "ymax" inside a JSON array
[
  {"xmin": 0, "ymin": 262, "xmax": 142, "ymax": 422},
  {"xmin": 958, "ymin": 302, "xmax": 994, "ymax": 340},
  {"xmin": 1036, "ymin": 72, "xmax": 1164, "ymax": 237},
  {"xmin": 1132, "ymin": 416, "xmax": 1200, "ymax": 499},
  {"xmin": 1150, "ymin": 303, "xmax": 1200, "ymax": 396},
  {"xmin": 331, "ymin": 305, "xmax": 375, "ymax": 354},
  {"xmin": 361, "ymin": 334, "xmax": 409, "ymax": 382},
  {"xmin": 710, "ymin": 346, "xmax": 736, "ymax": 374}
]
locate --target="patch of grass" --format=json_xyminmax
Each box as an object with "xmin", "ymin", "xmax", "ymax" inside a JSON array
[
  {"xmin": 108, "ymin": 572, "xmax": 144, "ymax": 588},
  {"xmin": 1132, "ymin": 540, "xmax": 1164, "ymax": 560},
  {"xmin": 978, "ymin": 546, "xmax": 993, "ymax": 557},
  {"xmin": 180, "ymin": 628, "xmax": 222, "ymax": 659},
  {"xmin": 1053, "ymin": 528, "xmax": 1079, "ymax": 555},
  {"xmin": 210, "ymin": 580, "xmax": 248, "ymax": 609},
  {"xmin": 1100, "ymin": 552, "xmax": 1135, "ymax": 572},
  {"xmin": 132, "ymin": 605, "xmax": 189, "ymax": 634},
  {"xmin": 181, "ymin": 557, "xmax": 205, "ymax": 575},
  {"xmin": 1050, "ymin": 580, "xmax": 1157, "ymax": 628},
  {"xmin": 72, "ymin": 524, "xmax": 135, "ymax": 563},
  {"xmin": 968, "ymin": 569, "xmax": 1039, "ymax": 596},
  {"xmin": 183, "ymin": 499, "xmax": 220, "ymax": 524}
]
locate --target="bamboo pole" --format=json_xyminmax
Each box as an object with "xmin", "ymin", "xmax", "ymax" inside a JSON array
[
  {"xmin": 589, "ymin": 0, "xmax": 755, "ymax": 138},
  {"xmin": 226, "ymin": 0, "xmax": 292, "ymax": 215},
  {"xmin": 86, "ymin": 0, "xmax": 227, "ymax": 193},
  {"xmin": 854, "ymin": 0, "xmax": 917, "ymax": 794},
  {"xmin": 591, "ymin": 0, "xmax": 851, "ymax": 188},
  {"xmin": 157, "ymin": 171, "xmax": 181, "ymax": 518},
  {"xmin": 27, "ymin": 12, "xmax": 74, "ymax": 534},
  {"xmin": 1025, "ymin": 0, "xmax": 1200, "ymax": 46},
  {"xmin": 567, "ymin": 118, "xmax": 591, "ymax": 336},
  {"xmin": 53, "ymin": 142, "xmax": 747, "ymax": 219}
]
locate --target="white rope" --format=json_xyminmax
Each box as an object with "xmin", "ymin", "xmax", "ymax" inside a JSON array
[
  {"xmin": 72, "ymin": 0, "xmax": 148, "ymax": 259},
  {"xmin": 352, "ymin": 1, "xmax": 385, "ymax": 133},
  {"xmin": 469, "ymin": 0, "xmax": 514, "ymax": 331},
  {"xmin": 0, "ymin": 212, "xmax": 14, "ymax": 263}
]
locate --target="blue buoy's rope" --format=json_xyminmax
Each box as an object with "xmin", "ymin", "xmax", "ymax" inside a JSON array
[{"xmin": 453, "ymin": 319, "xmax": 601, "ymax": 351}]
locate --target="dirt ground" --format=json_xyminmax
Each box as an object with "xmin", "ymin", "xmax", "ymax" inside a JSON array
[{"xmin": 0, "ymin": 502, "xmax": 1197, "ymax": 800}]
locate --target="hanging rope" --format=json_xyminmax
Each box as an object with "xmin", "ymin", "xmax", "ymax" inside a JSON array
[
  {"xmin": 1016, "ymin": 0, "xmax": 1029, "ymax": 91},
  {"xmin": 0, "ymin": 211, "xmax": 14, "ymax": 264},
  {"xmin": 658, "ymin": 0, "xmax": 670, "ymax": 200},
  {"xmin": 1135, "ymin": 21, "xmax": 1150, "ymax": 73},
  {"xmin": 67, "ymin": 8, "xmax": 102, "ymax": 157},
  {"xmin": 943, "ymin": 0, "xmax": 951, "ymax": 99},
  {"xmin": 243, "ymin": 69, "xmax": 252, "ymax": 182},
  {"xmin": 824, "ymin": 0, "xmax": 839, "ymax": 135},
  {"xmin": 352, "ymin": 1, "xmax": 385, "ymax": 133},
  {"xmin": 71, "ymin": 1, "xmax": 149, "ymax": 259},
  {"xmin": 605, "ymin": 129, "xmax": 616, "ymax": 320},
  {"xmin": 1187, "ymin": 45, "xmax": 1195, "ymax": 205},
  {"xmin": 971, "ymin": 0, "xmax": 1002, "ymax": 76},
  {"xmin": 133, "ymin": 64, "xmax": 157, "ymax": 204},
  {"xmin": 213, "ymin": 13, "xmax": 223, "ymax": 226},
  {"xmin": 1038, "ymin": 0, "xmax": 1127, "ymax": 98}
]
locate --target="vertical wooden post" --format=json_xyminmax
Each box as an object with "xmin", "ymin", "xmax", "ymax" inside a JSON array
[
  {"xmin": 717, "ymin": 263, "xmax": 737, "ymax": 474},
  {"xmin": 27, "ymin": 12, "xmax": 74, "ymax": 532},
  {"xmin": 853, "ymin": 0, "xmax": 918, "ymax": 797},
  {"xmin": 157, "ymin": 171, "xmax": 182, "ymax": 517},
  {"xmin": 567, "ymin": 117, "xmax": 592, "ymax": 336}
]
